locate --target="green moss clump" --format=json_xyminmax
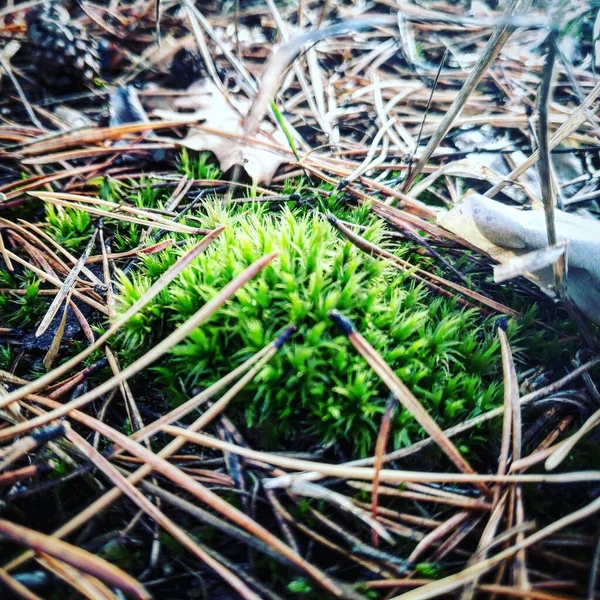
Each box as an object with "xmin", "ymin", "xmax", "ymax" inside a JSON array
[
  {"xmin": 0, "ymin": 269, "xmax": 47, "ymax": 328},
  {"xmin": 45, "ymin": 204, "xmax": 93, "ymax": 252},
  {"xmin": 113, "ymin": 202, "xmax": 504, "ymax": 456}
]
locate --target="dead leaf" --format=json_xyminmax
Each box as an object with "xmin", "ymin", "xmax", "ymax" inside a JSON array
[
  {"xmin": 153, "ymin": 80, "xmax": 292, "ymax": 184},
  {"xmin": 438, "ymin": 194, "xmax": 600, "ymax": 323},
  {"xmin": 493, "ymin": 243, "xmax": 566, "ymax": 283}
]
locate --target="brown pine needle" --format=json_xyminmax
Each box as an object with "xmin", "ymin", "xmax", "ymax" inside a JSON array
[
  {"xmin": 42, "ymin": 290, "xmax": 73, "ymax": 369},
  {"xmin": 2, "ymin": 329, "xmax": 293, "ymax": 577},
  {"xmin": 371, "ymin": 395, "xmax": 397, "ymax": 547},
  {"xmin": 0, "ymin": 252, "xmax": 277, "ymax": 435},
  {"xmin": 0, "ymin": 520, "xmax": 150, "ymax": 600},
  {"xmin": 64, "ymin": 425, "xmax": 262, "ymax": 600},
  {"xmin": 328, "ymin": 310, "xmax": 489, "ymax": 496},
  {"xmin": 0, "ymin": 567, "xmax": 43, "ymax": 600},
  {"xmin": 0, "ymin": 226, "xmax": 225, "ymax": 408},
  {"xmin": 163, "ymin": 428, "xmax": 600, "ymax": 486}
]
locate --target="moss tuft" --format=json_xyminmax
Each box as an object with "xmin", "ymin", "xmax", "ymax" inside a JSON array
[
  {"xmin": 45, "ymin": 204, "xmax": 93, "ymax": 252},
  {"xmin": 114, "ymin": 202, "xmax": 504, "ymax": 456}
]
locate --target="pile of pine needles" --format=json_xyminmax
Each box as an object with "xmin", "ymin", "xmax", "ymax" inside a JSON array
[{"xmin": 0, "ymin": 1, "xmax": 599, "ymax": 599}]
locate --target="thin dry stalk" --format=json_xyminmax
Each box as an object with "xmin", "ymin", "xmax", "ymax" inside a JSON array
[
  {"xmin": 42, "ymin": 290, "xmax": 73, "ymax": 369},
  {"xmin": 485, "ymin": 80, "xmax": 600, "ymax": 198},
  {"xmin": 288, "ymin": 481, "xmax": 394, "ymax": 544},
  {"xmin": 6, "ymin": 250, "xmax": 107, "ymax": 315},
  {"xmin": 0, "ymin": 464, "xmax": 50, "ymax": 487},
  {"xmin": 499, "ymin": 329, "xmax": 531, "ymax": 594},
  {"xmin": 407, "ymin": 512, "xmax": 470, "ymax": 564},
  {"xmin": 0, "ymin": 568, "xmax": 43, "ymax": 600},
  {"xmin": 35, "ymin": 227, "xmax": 98, "ymax": 338},
  {"xmin": 0, "ymin": 424, "xmax": 65, "ymax": 471},
  {"xmin": 545, "ymin": 407, "xmax": 600, "ymax": 471},
  {"xmin": 20, "ymin": 121, "xmax": 196, "ymax": 157},
  {"xmin": 37, "ymin": 554, "xmax": 117, "ymax": 600},
  {"xmin": 403, "ymin": 0, "xmax": 530, "ymax": 189}
]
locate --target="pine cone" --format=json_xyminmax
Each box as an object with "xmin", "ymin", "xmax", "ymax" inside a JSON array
[{"xmin": 26, "ymin": 2, "xmax": 101, "ymax": 89}]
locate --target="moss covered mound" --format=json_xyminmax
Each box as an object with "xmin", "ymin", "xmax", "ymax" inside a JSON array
[{"xmin": 114, "ymin": 203, "xmax": 504, "ymax": 456}]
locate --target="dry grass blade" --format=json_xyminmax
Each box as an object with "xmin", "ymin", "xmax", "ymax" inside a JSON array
[
  {"xmin": 459, "ymin": 492, "xmax": 509, "ymax": 600},
  {"xmin": 347, "ymin": 481, "xmax": 491, "ymax": 511},
  {"xmin": 85, "ymin": 238, "xmax": 174, "ymax": 264},
  {"xmin": 499, "ymin": 327, "xmax": 531, "ymax": 593},
  {"xmin": 0, "ymin": 520, "xmax": 150, "ymax": 600},
  {"xmin": 497, "ymin": 335, "xmax": 514, "ymax": 479},
  {"xmin": 403, "ymin": 0, "xmax": 530, "ymax": 189},
  {"xmin": 0, "ymin": 464, "xmax": 50, "ymax": 488},
  {"xmin": 328, "ymin": 310, "xmax": 488, "ymax": 495},
  {"xmin": 19, "ymin": 143, "xmax": 175, "ymax": 166},
  {"xmin": 371, "ymin": 581, "xmax": 570, "ymax": 599},
  {"xmin": 0, "ymin": 226, "xmax": 225, "ymax": 407},
  {"xmin": 498, "ymin": 328, "xmax": 520, "ymax": 467},
  {"xmin": 485, "ymin": 80, "xmax": 600, "ymax": 198}
]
